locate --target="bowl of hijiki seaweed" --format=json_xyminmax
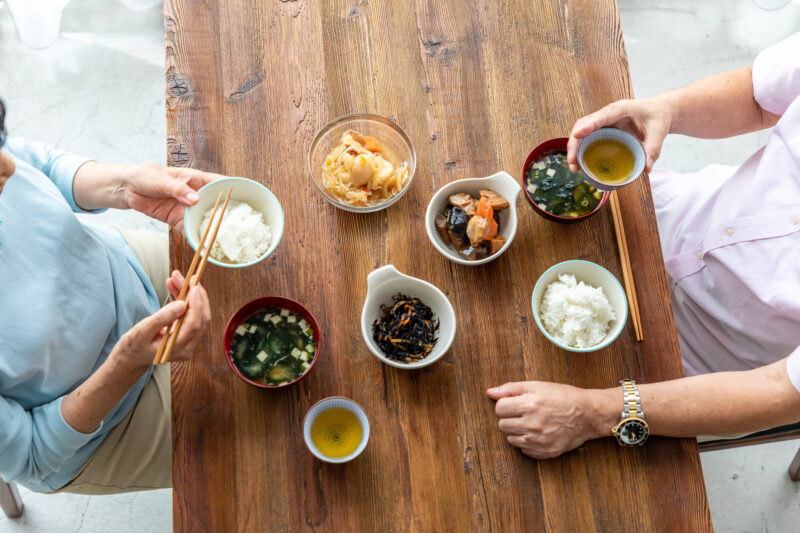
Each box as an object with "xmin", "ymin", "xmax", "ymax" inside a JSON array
[
  {"xmin": 223, "ymin": 296, "xmax": 320, "ymax": 388},
  {"xmin": 522, "ymin": 138, "xmax": 609, "ymax": 223}
]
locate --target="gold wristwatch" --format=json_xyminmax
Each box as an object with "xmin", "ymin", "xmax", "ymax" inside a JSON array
[{"xmin": 611, "ymin": 379, "xmax": 649, "ymax": 446}]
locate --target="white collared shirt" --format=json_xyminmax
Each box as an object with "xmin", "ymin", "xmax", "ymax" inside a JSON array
[{"xmin": 650, "ymin": 32, "xmax": 800, "ymax": 392}]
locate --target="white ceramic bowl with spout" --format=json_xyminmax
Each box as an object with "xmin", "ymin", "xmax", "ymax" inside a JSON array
[
  {"xmin": 361, "ymin": 265, "xmax": 456, "ymax": 369},
  {"xmin": 424, "ymin": 171, "xmax": 522, "ymax": 265}
]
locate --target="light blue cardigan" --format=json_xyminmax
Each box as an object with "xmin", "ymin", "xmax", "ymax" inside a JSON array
[{"xmin": 0, "ymin": 138, "xmax": 159, "ymax": 492}]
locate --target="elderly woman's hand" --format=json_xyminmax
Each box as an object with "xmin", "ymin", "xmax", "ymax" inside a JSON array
[
  {"xmin": 487, "ymin": 381, "xmax": 612, "ymax": 459},
  {"xmin": 566, "ymin": 97, "xmax": 672, "ymax": 175},
  {"xmin": 121, "ymin": 163, "xmax": 225, "ymax": 234},
  {"xmin": 73, "ymin": 161, "xmax": 224, "ymax": 234},
  {"xmin": 111, "ymin": 270, "xmax": 211, "ymax": 372}
]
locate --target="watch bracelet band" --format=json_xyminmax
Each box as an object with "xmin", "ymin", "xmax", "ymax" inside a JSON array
[{"xmin": 619, "ymin": 379, "xmax": 644, "ymax": 420}]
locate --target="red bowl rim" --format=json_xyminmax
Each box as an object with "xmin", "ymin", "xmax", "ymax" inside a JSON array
[
  {"xmin": 223, "ymin": 296, "xmax": 321, "ymax": 389},
  {"xmin": 521, "ymin": 137, "xmax": 609, "ymax": 221}
]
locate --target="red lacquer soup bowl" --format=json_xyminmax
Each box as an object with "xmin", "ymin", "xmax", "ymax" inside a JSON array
[{"xmin": 223, "ymin": 296, "xmax": 321, "ymax": 389}]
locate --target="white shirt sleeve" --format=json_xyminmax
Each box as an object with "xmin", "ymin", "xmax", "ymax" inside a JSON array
[
  {"xmin": 752, "ymin": 32, "xmax": 800, "ymax": 116},
  {"xmin": 786, "ymin": 346, "xmax": 800, "ymax": 394}
]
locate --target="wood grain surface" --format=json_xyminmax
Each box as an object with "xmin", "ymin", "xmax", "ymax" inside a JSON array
[{"xmin": 165, "ymin": 1, "xmax": 713, "ymax": 531}]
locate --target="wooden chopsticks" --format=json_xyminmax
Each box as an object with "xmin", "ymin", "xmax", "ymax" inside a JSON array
[
  {"xmin": 608, "ymin": 191, "xmax": 644, "ymax": 342},
  {"xmin": 152, "ymin": 186, "xmax": 233, "ymax": 365}
]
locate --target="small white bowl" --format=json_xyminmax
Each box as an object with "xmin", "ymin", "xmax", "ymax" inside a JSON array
[
  {"xmin": 531, "ymin": 260, "xmax": 628, "ymax": 353},
  {"xmin": 183, "ymin": 177, "xmax": 284, "ymax": 269},
  {"xmin": 361, "ymin": 265, "xmax": 456, "ymax": 369},
  {"xmin": 303, "ymin": 397, "xmax": 370, "ymax": 464},
  {"xmin": 577, "ymin": 128, "xmax": 646, "ymax": 191},
  {"xmin": 425, "ymin": 171, "xmax": 521, "ymax": 266}
]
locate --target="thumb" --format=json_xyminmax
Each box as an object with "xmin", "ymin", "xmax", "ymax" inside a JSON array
[
  {"xmin": 487, "ymin": 381, "xmax": 535, "ymax": 399},
  {"xmin": 641, "ymin": 123, "xmax": 668, "ymax": 173},
  {"xmin": 131, "ymin": 300, "xmax": 186, "ymax": 340}
]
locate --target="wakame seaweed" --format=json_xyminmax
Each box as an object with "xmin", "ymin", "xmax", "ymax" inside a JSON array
[{"xmin": 526, "ymin": 151, "xmax": 602, "ymax": 217}]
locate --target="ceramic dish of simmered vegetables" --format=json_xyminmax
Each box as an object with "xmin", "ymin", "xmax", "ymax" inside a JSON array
[
  {"xmin": 522, "ymin": 138, "xmax": 609, "ymax": 223},
  {"xmin": 223, "ymin": 297, "xmax": 321, "ymax": 388}
]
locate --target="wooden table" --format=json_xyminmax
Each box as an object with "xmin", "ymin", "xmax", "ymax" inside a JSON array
[{"xmin": 165, "ymin": 1, "xmax": 713, "ymax": 531}]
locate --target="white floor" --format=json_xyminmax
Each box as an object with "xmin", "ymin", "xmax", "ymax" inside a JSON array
[{"xmin": 1, "ymin": 0, "xmax": 799, "ymax": 531}]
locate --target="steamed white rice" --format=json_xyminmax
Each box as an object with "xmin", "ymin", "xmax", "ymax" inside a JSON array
[
  {"xmin": 539, "ymin": 273, "xmax": 615, "ymax": 348},
  {"xmin": 200, "ymin": 200, "xmax": 272, "ymax": 264}
]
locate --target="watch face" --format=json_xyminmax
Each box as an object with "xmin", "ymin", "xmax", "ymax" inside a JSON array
[{"xmin": 617, "ymin": 419, "xmax": 648, "ymax": 445}]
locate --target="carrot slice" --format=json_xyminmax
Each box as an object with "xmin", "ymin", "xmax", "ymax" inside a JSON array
[
  {"xmin": 476, "ymin": 196, "xmax": 494, "ymax": 221},
  {"xmin": 486, "ymin": 218, "xmax": 498, "ymax": 240},
  {"xmin": 364, "ymin": 136, "xmax": 381, "ymax": 152}
]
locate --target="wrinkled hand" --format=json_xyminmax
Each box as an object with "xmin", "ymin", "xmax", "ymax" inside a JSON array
[
  {"xmin": 122, "ymin": 163, "xmax": 224, "ymax": 234},
  {"xmin": 487, "ymin": 381, "xmax": 603, "ymax": 460},
  {"xmin": 111, "ymin": 271, "xmax": 211, "ymax": 371},
  {"xmin": 566, "ymin": 97, "xmax": 672, "ymax": 174}
]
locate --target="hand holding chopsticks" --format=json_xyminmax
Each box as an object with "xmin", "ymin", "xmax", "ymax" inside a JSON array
[{"xmin": 152, "ymin": 186, "xmax": 233, "ymax": 365}]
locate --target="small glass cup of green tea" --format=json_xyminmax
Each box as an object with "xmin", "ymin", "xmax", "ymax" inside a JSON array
[
  {"xmin": 522, "ymin": 138, "xmax": 609, "ymax": 223},
  {"xmin": 577, "ymin": 128, "xmax": 646, "ymax": 191},
  {"xmin": 223, "ymin": 296, "xmax": 320, "ymax": 389}
]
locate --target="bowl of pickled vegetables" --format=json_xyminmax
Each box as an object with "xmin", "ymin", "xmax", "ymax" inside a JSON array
[
  {"xmin": 308, "ymin": 113, "xmax": 416, "ymax": 213},
  {"xmin": 223, "ymin": 296, "xmax": 320, "ymax": 388},
  {"xmin": 522, "ymin": 137, "xmax": 609, "ymax": 223}
]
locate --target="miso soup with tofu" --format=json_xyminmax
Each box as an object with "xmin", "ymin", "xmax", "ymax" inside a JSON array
[
  {"xmin": 525, "ymin": 151, "xmax": 603, "ymax": 218},
  {"xmin": 230, "ymin": 307, "xmax": 317, "ymax": 386}
]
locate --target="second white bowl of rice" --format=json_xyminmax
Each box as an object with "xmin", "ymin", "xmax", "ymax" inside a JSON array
[
  {"xmin": 531, "ymin": 260, "xmax": 628, "ymax": 353},
  {"xmin": 184, "ymin": 177, "xmax": 284, "ymax": 269}
]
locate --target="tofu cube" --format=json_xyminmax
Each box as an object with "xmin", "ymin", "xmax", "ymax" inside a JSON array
[
  {"xmin": 235, "ymin": 325, "xmax": 247, "ymax": 336},
  {"xmin": 248, "ymin": 325, "xmax": 257, "ymax": 334},
  {"xmin": 270, "ymin": 316, "xmax": 281, "ymax": 325},
  {"xmin": 546, "ymin": 168, "xmax": 556, "ymax": 176},
  {"xmin": 256, "ymin": 351, "xmax": 268, "ymax": 362},
  {"xmin": 299, "ymin": 319, "xmax": 309, "ymax": 330},
  {"xmin": 291, "ymin": 348, "xmax": 303, "ymax": 359},
  {"xmin": 287, "ymin": 315, "xmax": 297, "ymax": 323},
  {"xmin": 280, "ymin": 309, "xmax": 290, "ymax": 317},
  {"xmin": 263, "ymin": 313, "xmax": 273, "ymax": 322}
]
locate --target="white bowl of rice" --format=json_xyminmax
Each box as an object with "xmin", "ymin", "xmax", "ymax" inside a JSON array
[
  {"xmin": 184, "ymin": 177, "xmax": 284, "ymax": 268},
  {"xmin": 531, "ymin": 260, "xmax": 628, "ymax": 352}
]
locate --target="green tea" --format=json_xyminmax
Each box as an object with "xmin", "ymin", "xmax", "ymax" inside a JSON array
[
  {"xmin": 582, "ymin": 139, "xmax": 635, "ymax": 184},
  {"xmin": 310, "ymin": 408, "xmax": 363, "ymax": 458}
]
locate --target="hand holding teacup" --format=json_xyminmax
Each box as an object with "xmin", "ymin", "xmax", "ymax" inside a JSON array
[{"xmin": 567, "ymin": 98, "xmax": 672, "ymax": 180}]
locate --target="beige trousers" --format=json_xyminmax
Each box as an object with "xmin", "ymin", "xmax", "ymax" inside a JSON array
[{"xmin": 58, "ymin": 228, "xmax": 172, "ymax": 495}]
